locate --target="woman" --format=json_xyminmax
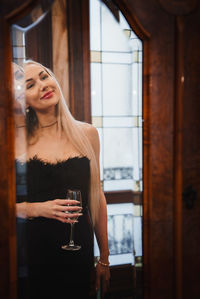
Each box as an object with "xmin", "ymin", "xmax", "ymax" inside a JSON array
[{"xmin": 16, "ymin": 60, "xmax": 110, "ymax": 298}]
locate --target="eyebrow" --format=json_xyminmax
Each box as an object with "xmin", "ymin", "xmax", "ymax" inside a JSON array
[{"xmin": 25, "ymin": 70, "xmax": 45, "ymax": 83}]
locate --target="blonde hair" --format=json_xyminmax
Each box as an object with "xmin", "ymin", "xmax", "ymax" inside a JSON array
[{"xmin": 24, "ymin": 60, "xmax": 100, "ymax": 225}]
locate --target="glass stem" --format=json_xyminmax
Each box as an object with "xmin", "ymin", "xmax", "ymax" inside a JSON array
[{"xmin": 69, "ymin": 223, "xmax": 75, "ymax": 246}]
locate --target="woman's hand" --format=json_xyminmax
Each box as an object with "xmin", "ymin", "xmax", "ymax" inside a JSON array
[
  {"xmin": 96, "ymin": 260, "xmax": 110, "ymax": 297},
  {"xmin": 17, "ymin": 199, "xmax": 82, "ymax": 223},
  {"xmin": 36, "ymin": 199, "xmax": 82, "ymax": 223}
]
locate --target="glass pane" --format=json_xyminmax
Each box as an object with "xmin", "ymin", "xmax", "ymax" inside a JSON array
[
  {"xmin": 102, "ymin": 63, "xmax": 132, "ymax": 116},
  {"xmin": 11, "ymin": 3, "xmax": 61, "ymax": 299},
  {"xmin": 102, "ymin": 51, "xmax": 132, "ymax": 64},
  {"xmin": 107, "ymin": 203, "xmax": 138, "ymax": 266},
  {"xmin": 104, "ymin": 180, "xmax": 134, "ymax": 192},
  {"xmin": 103, "ymin": 116, "xmax": 142, "ymax": 128},
  {"xmin": 103, "ymin": 128, "xmax": 134, "ymax": 168},
  {"xmin": 89, "ymin": 0, "xmax": 101, "ymax": 51},
  {"xmin": 90, "ymin": 0, "xmax": 143, "ymax": 275},
  {"xmin": 101, "ymin": 4, "xmax": 131, "ymax": 52},
  {"xmin": 90, "ymin": 63, "xmax": 102, "ymax": 116},
  {"xmin": 131, "ymin": 62, "xmax": 143, "ymax": 116},
  {"xmin": 133, "ymin": 216, "xmax": 143, "ymax": 257}
]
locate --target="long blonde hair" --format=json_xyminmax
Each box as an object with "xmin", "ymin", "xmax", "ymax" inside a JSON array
[{"xmin": 24, "ymin": 60, "xmax": 100, "ymax": 225}]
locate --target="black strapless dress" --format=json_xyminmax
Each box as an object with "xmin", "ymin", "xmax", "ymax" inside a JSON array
[{"xmin": 16, "ymin": 156, "xmax": 94, "ymax": 299}]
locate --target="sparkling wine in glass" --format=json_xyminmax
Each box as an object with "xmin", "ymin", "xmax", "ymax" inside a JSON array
[{"xmin": 61, "ymin": 189, "xmax": 82, "ymax": 251}]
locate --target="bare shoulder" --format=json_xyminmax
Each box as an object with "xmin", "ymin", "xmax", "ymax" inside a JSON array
[
  {"xmin": 76, "ymin": 121, "xmax": 99, "ymax": 150},
  {"xmin": 76, "ymin": 121, "xmax": 98, "ymax": 138}
]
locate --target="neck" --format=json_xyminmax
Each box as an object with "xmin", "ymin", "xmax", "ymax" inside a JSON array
[
  {"xmin": 14, "ymin": 113, "xmax": 26, "ymax": 128},
  {"xmin": 36, "ymin": 108, "xmax": 58, "ymax": 129},
  {"xmin": 39, "ymin": 120, "xmax": 58, "ymax": 128}
]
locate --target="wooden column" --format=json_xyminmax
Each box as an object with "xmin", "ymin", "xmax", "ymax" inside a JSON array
[
  {"xmin": 182, "ymin": 3, "xmax": 200, "ymax": 298},
  {"xmin": 0, "ymin": 17, "xmax": 17, "ymax": 299},
  {"xmin": 52, "ymin": 0, "xmax": 69, "ymax": 105},
  {"xmin": 173, "ymin": 15, "xmax": 184, "ymax": 299},
  {"xmin": 66, "ymin": 0, "xmax": 91, "ymax": 122}
]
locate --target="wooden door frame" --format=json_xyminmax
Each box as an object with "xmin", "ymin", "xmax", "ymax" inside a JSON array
[
  {"xmin": 0, "ymin": 1, "xmax": 48, "ymax": 298},
  {"xmin": 0, "ymin": 0, "xmax": 152, "ymax": 298},
  {"xmin": 112, "ymin": 1, "xmax": 151, "ymax": 297}
]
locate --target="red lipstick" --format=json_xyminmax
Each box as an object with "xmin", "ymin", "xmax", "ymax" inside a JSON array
[{"xmin": 41, "ymin": 91, "xmax": 53, "ymax": 99}]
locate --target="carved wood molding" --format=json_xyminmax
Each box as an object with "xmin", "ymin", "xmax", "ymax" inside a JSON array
[
  {"xmin": 159, "ymin": 0, "xmax": 197, "ymax": 15},
  {"xmin": 4, "ymin": 0, "xmax": 40, "ymax": 23},
  {"xmin": 113, "ymin": 0, "xmax": 150, "ymax": 39}
]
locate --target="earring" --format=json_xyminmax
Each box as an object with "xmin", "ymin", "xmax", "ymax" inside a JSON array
[{"xmin": 26, "ymin": 107, "xmax": 30, "ymax": 113}]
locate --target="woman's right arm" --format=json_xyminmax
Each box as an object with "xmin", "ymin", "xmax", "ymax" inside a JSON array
[{"xmin": 16, "ymin": 200, "xmax": 82, "ymax": 223}]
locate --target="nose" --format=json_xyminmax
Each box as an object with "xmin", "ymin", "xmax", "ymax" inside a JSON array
[{"xmin": 39, "ymin": 81, "xmax": 49, "ymax": 91}]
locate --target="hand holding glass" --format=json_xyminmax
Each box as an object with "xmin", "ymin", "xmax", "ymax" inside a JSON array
[{"xmin": 61, "ymin": 189, "xmax": 82, "ymax": 251}]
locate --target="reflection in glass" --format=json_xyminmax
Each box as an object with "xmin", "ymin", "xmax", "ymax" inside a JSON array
[
  {"xmin": 11, "ymin": 3, "xmax": 54, "ymax": 299},
  {"xmin": 12, "ymin": 61, "xmax": 28, "ymax": 299},
  {"xmin": 12, "ymin": 62, "xmax": 27, "ymax": 160}
]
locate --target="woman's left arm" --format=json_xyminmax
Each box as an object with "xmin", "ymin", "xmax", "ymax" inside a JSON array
[
  {"xmin": 85, "ymin": 124, "xmax": 110, "ymax": 295},
  {"xmin": 95, "ymin": 190, "xmax": 110, "ymax": 295}
]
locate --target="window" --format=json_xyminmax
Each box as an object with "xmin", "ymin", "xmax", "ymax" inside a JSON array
[{"xmin": 90, "ymin": 0, "xmax": 143, "ymax": 266}]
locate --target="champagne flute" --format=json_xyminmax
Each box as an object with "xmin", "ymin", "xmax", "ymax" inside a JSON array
[{"xmin": 61, "ymin": 189, "xmax": 82, "ymax": 251}]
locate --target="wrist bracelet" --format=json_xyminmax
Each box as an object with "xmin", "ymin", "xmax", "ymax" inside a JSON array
[{"xmin": 97, "ymin": 260, "xmax": 110, "ymax": 267}]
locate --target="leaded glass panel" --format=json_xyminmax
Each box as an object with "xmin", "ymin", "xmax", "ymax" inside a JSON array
[{"xmin": 90, "ymin": 0, "xmax": 143, "ymax": 266}]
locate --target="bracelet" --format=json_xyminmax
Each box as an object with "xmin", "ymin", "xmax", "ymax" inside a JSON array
[{"xmin": 97, "ymin": 260, "xmax": 110, "ymax": 267}]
